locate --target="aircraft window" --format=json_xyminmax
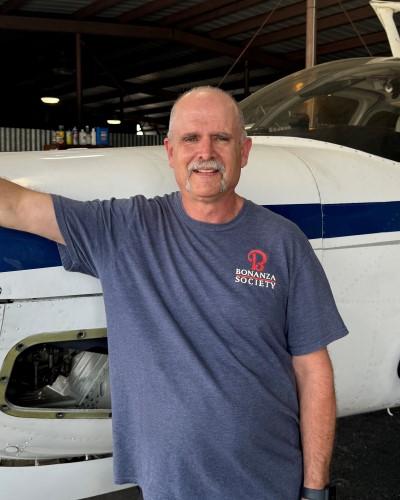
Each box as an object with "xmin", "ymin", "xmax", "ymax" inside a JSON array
[
  {"xmin": 314, "ymin": 96, "xmax": 358, "ymax": 126},
  {"xmin": 260, "ymin": 96, "xmax": 358, "ymax": 132},
  {"xmin": 241, "ymin": 58, "xmax": 400, "ymax": 161},
  {"xmin": 365, "ymin": 110, "xmax": 399, "ymax": 128},
  {"xmin": 241, "ymin": 57, "xmax": 373, "ymax": 130}
]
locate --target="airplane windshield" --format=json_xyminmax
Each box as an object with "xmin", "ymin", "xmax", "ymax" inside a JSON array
[{"xmin": 240, "ymin": 57, "xmax": 400, "ymax": 161}]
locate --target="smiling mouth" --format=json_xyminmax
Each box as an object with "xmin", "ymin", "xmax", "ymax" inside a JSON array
[
  {"xmin": 193, "ymin": 168, "xmax": 220, "ymax": 174},
  {"xmin": 188, "ymin": 160, "xmax": 225, "ymax": 176},
  {"xmin": 186, "ymin": 160, "xmax": 227, "ymax": 192}
]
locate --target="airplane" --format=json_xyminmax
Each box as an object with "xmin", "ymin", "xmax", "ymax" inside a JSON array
[{"xmin": 0, "ymin": 0, "xmax": 399, "ymax": 498}]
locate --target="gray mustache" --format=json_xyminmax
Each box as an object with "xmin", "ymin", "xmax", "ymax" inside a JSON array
[{"xmin": 187, "ymin": 160, "xmax": 225, "ymax": 174}]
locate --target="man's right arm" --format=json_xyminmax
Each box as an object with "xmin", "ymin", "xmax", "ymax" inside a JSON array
[{"xmin": 0, "ymin": 178, "xmax": 65, "ymax": 244}]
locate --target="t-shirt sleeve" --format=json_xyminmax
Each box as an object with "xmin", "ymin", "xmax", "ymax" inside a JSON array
[
  {"xmin": 52, "ymin": 194, "xmax": 128, "ymax": 278},
  {"xmin": 286, "ymin": 244, "xmax": 348, "ymax": 356}
]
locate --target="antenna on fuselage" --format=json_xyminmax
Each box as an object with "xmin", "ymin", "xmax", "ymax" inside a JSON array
[{"xmin": 370, "ymin": 0, "xmax": 400, "ymax": 57}]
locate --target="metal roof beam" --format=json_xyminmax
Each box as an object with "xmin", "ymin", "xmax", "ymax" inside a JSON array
[
  {"xmin": 210, "ymin": 0, "xmax": 363, "ymax": 39},
  {"xmin": 251, "ymin": 5, "xmax": 376, "ymax": 47},
  {"xmin": 173, "ymin": 0, "xmax": 267, "ymax": 31},
  {"xmin": 0, "ymin": 0, "xmax": 29, "ymax": 15},
  {"xmin": 74, "ymin": 0, "xmax": 127, "ymax": 20},
  {"xmin": 159, "ymin": 0, "xmax": 246, "ymax": 26},
  {"xmin": 119, "ymin": 0, "xmax": 182, "ymax": 23},
  {"xmin": 289, "ymin": 31, "xmax": 388, "ymax": 59},
  {"xmin": 0, "ymin": 15, "xmax": 294, "ymax": 69}
]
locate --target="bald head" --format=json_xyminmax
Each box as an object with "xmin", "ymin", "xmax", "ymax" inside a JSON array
[{"xmin": 168, "ymin": 86, "xmax": 246, "ymax": 143}]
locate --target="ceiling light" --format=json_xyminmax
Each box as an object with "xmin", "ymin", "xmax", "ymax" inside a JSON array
[
  {"xmin": 41, "ymin": 97, "xmax": 60, "ymax": 104},
  {"xmin": 107, "ymin": 118, "xmax": 121, "ymax": 125}
]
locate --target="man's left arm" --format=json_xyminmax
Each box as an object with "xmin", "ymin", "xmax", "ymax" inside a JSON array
[{"xmin": 292, "ymin": 347, "xmax": 336, "ymax": 494}]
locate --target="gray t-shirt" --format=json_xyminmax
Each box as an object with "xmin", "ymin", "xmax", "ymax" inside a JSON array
[{"xmin": 53, "ymin": 192, "xmax": 348, "ymax": 500}]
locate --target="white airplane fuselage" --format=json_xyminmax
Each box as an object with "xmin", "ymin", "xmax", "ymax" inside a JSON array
[
  {"xmin": 1, "ymin": 137, "xmax": 399, "ymax": 437},
  {"xmin": 1, "ymin": 50, "xmax": 400, "ymax": 500}
]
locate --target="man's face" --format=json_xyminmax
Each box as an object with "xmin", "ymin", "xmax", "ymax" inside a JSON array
[{"xmin": 164, "ymin": 90, "xmax": 252, "ymax": 203}]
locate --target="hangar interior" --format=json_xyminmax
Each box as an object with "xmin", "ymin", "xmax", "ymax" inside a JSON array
[
  {"xmin": 0, "ymin": 0, "xmax": 397, "ymax": 147},
  {"xmin": 1, "ymin": 3, "xmax": 400, "ymax": 500}
]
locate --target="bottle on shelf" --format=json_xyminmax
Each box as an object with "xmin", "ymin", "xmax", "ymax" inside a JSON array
[
  {"xmin": 85, "ymin": 125, "xmax": 91, "ymax": 145},
  {"xmin": 72, "ymin": 126, "xmax": 78, "ymax": 145},
  {"xmin": 79, "ymin": 128, "xmax": 87, "ymax": 145},
  {"xmin": 91, "ymin": 127, "xmax": 97, "ymax": 146},
  {"xmin": 66, "ymin": 129, "xmax": 72, "ymax": 145},
  {"xmin": 58, "ymin": 125, "xmax": 65, "ymax": 146}
]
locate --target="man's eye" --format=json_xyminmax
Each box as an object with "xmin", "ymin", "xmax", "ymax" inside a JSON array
[
  {"xmin": 215, "ymin": 135, "xmax": 230, "ymax": 142},
  {"xmin": 183, "ymin": 136, "xmax": 197, "ymax": 142}
]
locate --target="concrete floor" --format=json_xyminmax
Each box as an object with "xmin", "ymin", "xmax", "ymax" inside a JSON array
[
  {"xmin": 331, "ymin": 406, "xmax": 400, "ymax": 499},
  {"xmin": 88, "ymin": 406, "xmax": 400, "ymax": 499}
]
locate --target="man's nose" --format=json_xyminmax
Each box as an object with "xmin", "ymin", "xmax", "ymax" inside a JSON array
[{"xmin": 198, "ymin": 137, "xmax": 215, "ymax": 159}]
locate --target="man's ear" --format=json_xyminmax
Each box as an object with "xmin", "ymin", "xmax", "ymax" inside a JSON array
[
  {"xmin": 164, "ymin": 138, "xmax": 174, "ymax": 168},
  {"xmin": 241, "ymin": 137, "xmax": 253, "ymax": 169}
]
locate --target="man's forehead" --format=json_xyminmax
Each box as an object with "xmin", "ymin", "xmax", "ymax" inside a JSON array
[
  {"xmin": 175, "ymin": 101, "xmax": 236, "ymax": 128},
  {"xmin": 176, "ymin": 119, "xmax": 235, "ymax": 137},
  {"xmin": 178, "ymin": 91, "xmax": 234, "ymax": 111},
  {"xmin": 169, "ymin": 89, "xmax": 241, "ymax": 137}
]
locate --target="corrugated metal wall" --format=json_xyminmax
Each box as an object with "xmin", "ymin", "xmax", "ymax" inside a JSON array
[
  {"xmin": 0, "ymin": 128, "xmax": 165, "ymax": 152},
  {"xmin": 109, "ymin": 132, "xmax": 165, "ymax": 147},
  {"xmin": 0, "ymin": 128, "xmax": 52, "ymax": 152}
]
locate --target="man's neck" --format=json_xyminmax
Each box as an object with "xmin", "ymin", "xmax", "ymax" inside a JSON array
[{"xmin": 181, "ymin": 192, "xmax": 243, "ymax": 224}]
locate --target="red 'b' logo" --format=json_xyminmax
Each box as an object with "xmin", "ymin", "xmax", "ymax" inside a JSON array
[{"xmin": 248, "ymin": 250, "xmax": 267, "ymax": 271}]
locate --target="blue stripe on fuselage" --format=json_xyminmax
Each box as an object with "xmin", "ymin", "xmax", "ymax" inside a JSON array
[
  {"xmin": 266, "ymin": 201, "xmax": 400, "ymax": 239},
  {"xmin": 323, "ymin": 201, "xmax": 400, "ymax": 238},
  {"xmin": 1, "ymin": 201, "xmax": 399, "ymax": 272},
  {"xmin": 0, "ymin": 227, "xmax": 61, "ymax": 272},
  {"xmin": 265, "ymin": 204, "xmax": 321, "ymax": 239}
]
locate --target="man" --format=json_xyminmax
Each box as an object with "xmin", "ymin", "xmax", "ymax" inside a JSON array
[{"xmin": 0, "ymin": 87, "xmax": 347, "ymax": 499}]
